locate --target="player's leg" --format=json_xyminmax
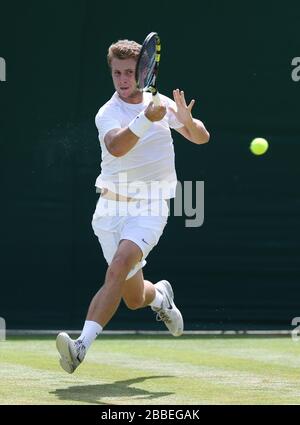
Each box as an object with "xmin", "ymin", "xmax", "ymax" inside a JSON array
[
  {"xmin": 56, "ymin": 239, "xmax": 142, "ymax": 374},
  {"xmin": 122, "ymin": 269, "xmax": 156, "ymax": 309},
  {"xmin": 86, "ymin": 239, "xmax": 142, "ymax": 326},
  {"xmin": 123, "ymin": 271, "xmax": 174, "ymax": 311},
  {"xmin": 122, "ymin": 270, "xmax": 183, "ymax": 337},
  {"xmin": 120, "ymin": 200, "xmax": 184, "ymax": 336}
]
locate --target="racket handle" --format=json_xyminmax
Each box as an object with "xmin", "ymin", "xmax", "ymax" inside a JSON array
[{"xmin": 152, "ymin": 92, "xmax": 161, "ymax": 106}]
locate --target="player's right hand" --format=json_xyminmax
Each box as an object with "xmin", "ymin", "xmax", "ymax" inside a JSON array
[{"xmin": 144, "ymin": 101, "xmax": 166, "ymax": 122}]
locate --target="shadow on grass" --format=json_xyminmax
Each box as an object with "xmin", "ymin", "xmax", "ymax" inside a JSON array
[{"xmin": 51, "ymin": 376, "xmax": 173, "ymax": 404}]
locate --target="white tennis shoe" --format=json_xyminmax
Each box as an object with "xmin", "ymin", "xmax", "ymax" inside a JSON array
[
  {"xmin": 56, "ymin": 332, "xmax": 86, "ymax": 374},
  {"xmin": 152, "ymin": 280, "xmax": 184, "ymax": 337}
]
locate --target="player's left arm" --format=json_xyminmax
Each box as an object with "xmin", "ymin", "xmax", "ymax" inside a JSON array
[{"xmin": 169, "ymin": 89, "xmax": 210, "ymax": 145}]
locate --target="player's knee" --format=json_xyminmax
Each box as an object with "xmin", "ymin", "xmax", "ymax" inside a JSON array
[
  {"xmin": 108, "ymin": 254, "xmax": 133, "ymax": 279},
  {"xmin": 124, "ymin": 295, "xmax": 145, "ymax": 310}
]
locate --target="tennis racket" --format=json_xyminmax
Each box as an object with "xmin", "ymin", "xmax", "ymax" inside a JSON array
[{"xmin": 135, "ymin": 32, "xmax": 161, "ymax": 106}]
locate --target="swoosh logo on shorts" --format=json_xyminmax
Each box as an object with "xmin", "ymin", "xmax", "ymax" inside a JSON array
[{"xmin": 142, "ymin": 238, "xmax": 150, "ymax": 245}]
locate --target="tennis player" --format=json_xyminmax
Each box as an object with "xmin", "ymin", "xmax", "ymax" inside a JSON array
[{"xmin": 56, "ymin": 39, "xmax": 210, "ymax": 373}]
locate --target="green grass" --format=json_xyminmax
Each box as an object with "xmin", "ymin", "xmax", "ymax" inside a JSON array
[{"xmin": 1, "ymin": 335, "xmax": 300, "ymax": 405}]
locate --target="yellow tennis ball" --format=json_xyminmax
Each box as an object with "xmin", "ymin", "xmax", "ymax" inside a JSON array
[{"xmin": 250, "ymin": 137, "xmax": 269, "ymax": 155}]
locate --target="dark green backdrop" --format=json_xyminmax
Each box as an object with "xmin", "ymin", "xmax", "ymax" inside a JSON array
[{"xmin": 1, "ymin": 0, "xmax": 299, "ymax": 330}]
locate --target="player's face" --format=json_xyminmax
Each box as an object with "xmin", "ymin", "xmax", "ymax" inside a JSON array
[{"xmin": 111, "ymin": 58, "xmax": 142, "ymax": 103}]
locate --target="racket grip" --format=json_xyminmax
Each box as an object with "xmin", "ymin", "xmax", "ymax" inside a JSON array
[{"xmin": 152, "ymin": 92, "xmax": 161, "ymax": 106}]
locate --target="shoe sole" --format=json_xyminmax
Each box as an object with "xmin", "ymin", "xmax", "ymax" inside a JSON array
[
  {"xmin": 56, "ymin": 333, "xmax": 76, "ymax": 374},
  {"xmin": 158, "ymin": 280, "xmax": 184, "ymax": 337},
  {"xmin": 170, "ymin": 305, "xmax": 184, "ymax": 337}
]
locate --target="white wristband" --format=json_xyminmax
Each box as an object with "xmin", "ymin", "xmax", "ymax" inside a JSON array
[{"xmin": 128, "ymin": 111, "xmax": 153, "ymax": 138}]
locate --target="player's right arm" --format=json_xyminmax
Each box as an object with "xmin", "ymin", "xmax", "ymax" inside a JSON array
[
  {"xmin": 104, "ymin": 102, "xmax": 166, "ymax": 157},
  {"xmin": 104, "ymin": 127, "xmax": 139, "ymax": 157}
]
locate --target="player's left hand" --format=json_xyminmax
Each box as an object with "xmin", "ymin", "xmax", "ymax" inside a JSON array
[{"xmin": 169, "ymin": 89, "xmax": 195, "ymax": 127}]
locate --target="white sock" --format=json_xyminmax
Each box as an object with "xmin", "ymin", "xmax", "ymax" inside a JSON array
[
  {"xmin": 149, "ymin": 288, "xmax": 164, "ymax": 308},
  {"xmin": 77, "ymin": 320, "xmax": 102, "ymax": 350}
]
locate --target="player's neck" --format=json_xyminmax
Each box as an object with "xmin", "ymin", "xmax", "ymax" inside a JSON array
[{"xmin": 117, "ymin": 90, "xmax": 143, "ymax": 104}]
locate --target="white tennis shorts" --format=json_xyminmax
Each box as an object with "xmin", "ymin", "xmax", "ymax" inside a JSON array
[{"xmin": 91, "ymin": 197, "xmax": 169, "ymax": 279}]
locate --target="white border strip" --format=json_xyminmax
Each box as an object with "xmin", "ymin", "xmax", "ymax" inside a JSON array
[{"xmin": 6, "ymin": 329, "xmax": 291, "ymax": 336}]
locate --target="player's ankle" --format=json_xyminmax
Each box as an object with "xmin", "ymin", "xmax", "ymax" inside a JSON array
[
  {"xmin": 149, "ymin": 288, "xmax": 164, "ymax": 309},
  {"xmin": 77, "ymin": 320, "xmax": 103, "ymax": 350}
]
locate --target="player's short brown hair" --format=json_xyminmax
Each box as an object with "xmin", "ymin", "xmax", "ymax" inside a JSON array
[{"xmin": 107, "ymin": 39, "xmax": 141, "ymax": 67}]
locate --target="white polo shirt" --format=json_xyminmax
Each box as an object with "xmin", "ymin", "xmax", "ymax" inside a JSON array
[{"xmin": 95, "ymin": 92, "xmax": 183, "ymax": 199}]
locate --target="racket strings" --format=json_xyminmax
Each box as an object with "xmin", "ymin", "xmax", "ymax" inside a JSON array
[{"xmin": 137, "ymin": 38, "xmax": 157, "ymax": 90}]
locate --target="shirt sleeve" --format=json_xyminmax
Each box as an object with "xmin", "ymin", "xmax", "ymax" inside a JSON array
[
  {"xmin": 95, "ymin": 108, "xmax": 122, "ymax": 142},
  {"xmin": 165, "ymin": 97, "xmax": 184, "ymax": 130}
]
